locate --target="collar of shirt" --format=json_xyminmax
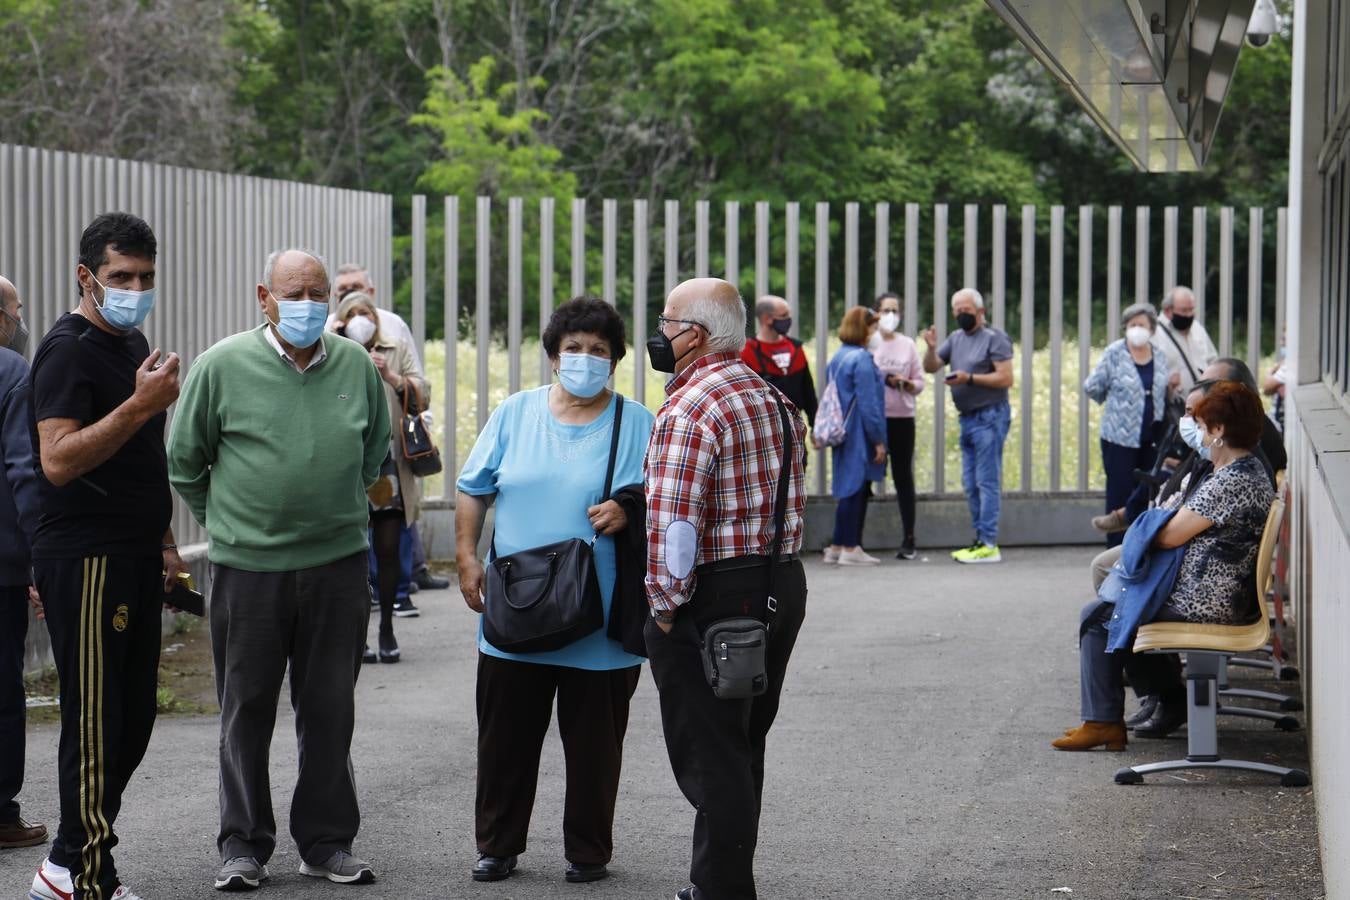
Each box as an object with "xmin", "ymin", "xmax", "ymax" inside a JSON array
[
  {"xmin": 263, "ymin": 324, "xmax": 328, "ymax": 372},
  {"xmin": 665, "ymin": 351, "xmax": 740, "ymax": 396}
]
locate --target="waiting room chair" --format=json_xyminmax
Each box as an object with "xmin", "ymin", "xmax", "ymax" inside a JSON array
[{"xmin": 1115, "ymin": 497, "xmax": 1310, "ymax": 787}]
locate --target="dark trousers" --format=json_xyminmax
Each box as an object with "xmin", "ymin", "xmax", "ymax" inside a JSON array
[
  {"xmin": 475, "ymin": 654, "xmax": 641, "ymax": 864},
  {"xmin": 1101, "ymin": 439, "xmax": 1156, "ymax": 547},
  {"xmin": 1079, "ymin": 601, "xmax": 1183, "ymax": 721},
  {"xmin": 886, "ymin": 417, "xmax": 917, "ymax": 540},
  {"xmin": 0, "ymin": 584, "xmax": 30, "ymax": 824},
  {"xmin": 36, "ymin": 555, "xmax": 162, "ymax": 900},
  {"xmin": 210, "ymin": 551, "xmax": 370, "ymax": 866},
  {"xmin": 832, "ymin": 488, "xmax": 867, "ymax": 547},
  {"xmin": 646, "ymin": 558, "xmax": 808, "ymax": 900}
]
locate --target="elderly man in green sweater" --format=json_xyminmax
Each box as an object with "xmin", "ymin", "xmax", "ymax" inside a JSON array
[{"xmin": 167, "ymin": 249, "xmax": 391, "ymax": 893}]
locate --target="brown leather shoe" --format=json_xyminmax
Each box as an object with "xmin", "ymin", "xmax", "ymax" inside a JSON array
[
  {"xmin": 1091, "ymin": 509, "xmax": 1128, "ymax": 534},
  {"xmin": 0, "ymin": 817, "xmax": 48, "ymax": 848},
  {"xmin": 1052, "ymin": 721, "xmax": 1127, "ymax": 751}
]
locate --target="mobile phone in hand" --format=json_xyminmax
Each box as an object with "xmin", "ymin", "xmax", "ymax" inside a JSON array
[
  {"xmin": 944, "ymin": 371, "xmax": 961, "ymax": 384},
  {"xmin": 166, "ymin": 571, "xmax": 205, "ymax": 616}
]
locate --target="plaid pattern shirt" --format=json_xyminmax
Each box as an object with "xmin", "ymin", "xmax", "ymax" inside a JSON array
[{"xmin": 644, "ymin": 351, "xmax": 807, "ymax": 612}]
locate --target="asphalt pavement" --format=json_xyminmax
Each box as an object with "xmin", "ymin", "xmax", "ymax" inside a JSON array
[{"xmin": 4, "ymin": 548, "xmax": 1324, "ymax": 899}]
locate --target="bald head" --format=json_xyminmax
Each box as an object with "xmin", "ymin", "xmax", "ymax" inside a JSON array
[
  {"xmin": 0, "ymin": 277, "xmax": 17, "ymax": 317},
  {"xmin": 257, "ymin": 249, "xmax": 332, "ymax": 331},
  {"xmin": 659, "ymin": 278, "xmax": 747, "ymax": 371}
]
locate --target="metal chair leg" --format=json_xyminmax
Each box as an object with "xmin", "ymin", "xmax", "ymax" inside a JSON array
[
  {"xmin": 1216, "ymin": 703, "xmax": 1301, "ymax": 731},
  {"xmin": 1219, "ymin": 687, "xmax": 1303, "ymax": 711}
]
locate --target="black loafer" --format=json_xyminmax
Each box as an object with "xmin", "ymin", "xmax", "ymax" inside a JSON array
[
  {"xmin": 1132, "ymin": 702, "xmax": 1187, "ymax": 738},
  {"xmin": 415, "ymin": 569, "xmax": 451, "ymax": 590},
  {"xmin": 472, "ymin": 855, "xmax": 517, "ymax": 882},
  {"xmin": 564, "ymin": 862, "xmax": 608, "ymax": 883}
]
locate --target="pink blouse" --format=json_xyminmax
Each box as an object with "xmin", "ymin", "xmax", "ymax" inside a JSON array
[{"xmin": 868, "ymin": 332, "xmax": 926, "ymax": 418}]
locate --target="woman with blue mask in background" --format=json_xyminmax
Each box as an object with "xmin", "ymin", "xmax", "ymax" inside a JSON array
[
  {"xmin": 334, "ymin": 291, "xmax": 428, "ymax": 664},
  {"xmin": 454, "ymin": 297, "xmax": 655, "ymax": 886}
]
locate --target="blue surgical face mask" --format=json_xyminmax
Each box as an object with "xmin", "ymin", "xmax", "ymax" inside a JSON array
[
  {"xmin": 268, "ymin": 294, "xmax": 329, "ymax": 349},
  {"xmin": 1179, "ymin": 415, "xmax": 1211, "ymax": 461},
  {"xmin": 92, "ymin": 275, "xmax": 156, "ymax": 331},
  {"xmin": 557, "ymin": 352, "xmax": 612, "ymax": 398}
]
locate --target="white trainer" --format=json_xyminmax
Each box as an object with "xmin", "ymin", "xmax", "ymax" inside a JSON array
[
  {"xmin": 837, "ymin": 547, "xmax": 880, "ymax": 566},
  {"xmin": 30, "ymin": 859, "xmax": 73, "ymax": 900},
  {"xmin": 111, "ymin": 887, "xmax": 144, "ymax": 900},
  {"xmin": 822, "ymin": 546, "xmax": 841, "ymax": 564}
]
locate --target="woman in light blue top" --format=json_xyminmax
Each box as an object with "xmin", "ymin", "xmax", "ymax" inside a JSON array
[
  {"xmin": 455, "ymin": 298, "xmax": 654, "ymax": 885},
  {"xmin": 1084, "ymin": 303, "xmax": 1169, "ymax": 547}
]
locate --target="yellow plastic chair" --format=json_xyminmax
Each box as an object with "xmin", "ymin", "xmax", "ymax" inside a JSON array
[{"xmin": 1114, "ymin": 497, "xmax": 1310, "ymax": 787}]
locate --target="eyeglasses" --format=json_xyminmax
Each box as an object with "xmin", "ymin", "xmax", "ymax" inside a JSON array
[{"xmin": 658, "ymin": 315, "xmax": 706, "ymax": 332}]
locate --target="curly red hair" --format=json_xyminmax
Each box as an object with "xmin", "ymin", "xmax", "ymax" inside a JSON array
[{"xmin": 1193, "ymin": 381, "xmax": 1264, "ymax": 451}]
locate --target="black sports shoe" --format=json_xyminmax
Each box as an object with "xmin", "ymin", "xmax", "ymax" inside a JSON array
[
  {"xmin": 362, "ymin": 645, "xmax": 377, "ymax": 664},
  {"xmin": 392, "ymin": 598, "xmax": 420, "ymax": 618},
  {"xmin": 896, "ymin": 537, "xmax": 917, "ymax": 560},
  {"xmin": 414, "ymin": 568, "xmax": 451, "ymax": 590},
  {"xmin": 1125, "ymin": 695, "xmax": 1159, "ymax": 729}
]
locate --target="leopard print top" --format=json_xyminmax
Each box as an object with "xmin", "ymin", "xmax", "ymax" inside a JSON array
[{"xmin": 1163, "ymin": 454, "xmax": 1273, "ymax": 625}]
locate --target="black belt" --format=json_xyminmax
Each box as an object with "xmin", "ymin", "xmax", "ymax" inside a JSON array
[{"xmin": 696, "ymin": 553, "xmax": 799, "ymax": 575}]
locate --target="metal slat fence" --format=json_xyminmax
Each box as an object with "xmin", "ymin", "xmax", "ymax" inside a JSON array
[
  {"xmin": 416, "ymin": 197, "xmax": 1287, "ymax": 502},
  {"xmin": 0, "ymin": 142, "xmax": 394, "ymax": 545}
]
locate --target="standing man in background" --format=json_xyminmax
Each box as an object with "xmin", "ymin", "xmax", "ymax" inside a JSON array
[
  {"xmin": 333, "ymin": 263, "xmax": 449, "ymax": 611},
  {"xmin": 740, "ymin": 295, "xmax": 818, "ymax": 427},
  {"xmin": 1152, "ymin": 286, "xmax": 1217, "ymax": 397},
  {"xmin": 644, "ymin": 277, "xmax": 808, "ymax": 900},
  {"xmin": 28, "ymin": 213, "xmax": 186, "ymax": 900},
  {"xmin": 0, "ymin": 276, "xmax": 46, "ymax": 851},
  {"xmin": 922, "ymin": 288, "xmax": 1014, "ymax": 564}
]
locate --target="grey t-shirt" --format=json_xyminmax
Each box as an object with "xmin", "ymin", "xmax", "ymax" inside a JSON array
[{"xmin": 937, "ymin": 326, "xmax": 1014, "ymax": 414}]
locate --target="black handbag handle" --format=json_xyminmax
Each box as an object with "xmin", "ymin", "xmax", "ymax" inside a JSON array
[{"xmin": 497, "ymin": 552, "xmax": 561, "ymax": 610}]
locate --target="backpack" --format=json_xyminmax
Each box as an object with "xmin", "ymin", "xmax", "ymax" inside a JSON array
[{"xmin": 812, "ymin": 351, "xmax": 859, "ymax": 447}]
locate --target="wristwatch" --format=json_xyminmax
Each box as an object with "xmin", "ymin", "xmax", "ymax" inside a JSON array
[{"xmin": 651, "ymin": 607, "xmax": 677, "ymax": 624}]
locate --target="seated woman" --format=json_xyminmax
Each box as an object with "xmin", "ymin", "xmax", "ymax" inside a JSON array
[{"xmin": 1054, "ymin": 382, "xmax": 1274, "ymax": 750}]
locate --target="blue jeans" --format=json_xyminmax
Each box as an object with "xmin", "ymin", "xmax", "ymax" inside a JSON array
[
  {"xmin": 368, "ymin": 522, "xmax": 414, "ymax": 601},
  {"xmin": 833, "ymin": 488, "xmax": 868, "ymax": 547},
  {"xmin": 958, "ymin": 401, "xmax": 1011, "ymax": 547}
]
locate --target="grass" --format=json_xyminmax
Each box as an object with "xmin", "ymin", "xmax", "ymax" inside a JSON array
[{"xmin": 419, "ymin": 338, "xmax": 1274, "ymax": 498}]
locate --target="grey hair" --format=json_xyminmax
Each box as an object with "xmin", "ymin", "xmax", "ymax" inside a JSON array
[
  {"xmin": 336, "ymin": 262, "xmax": 366, "ymax": 276},
  {"xmin": 263, "ymin": 248, "xmax": 330, "ymax": 291},
  {"xmin": 686, "ymin": 290, "xmax": 747, "ymax": 354},
  {"xmin": 1161, "ymin": 285, "xmax": 1193, "ymax": 311},
  {"xmin": 951, "ymin": 287, "xmax": 984, "ymax": 309},
  {"xmin": 1121, "ymin": 302, "xmax": 1158, "ymax": 332},
  {"xmin": 755, "ymin": 295, "xmax": 785, "ymax": 319}
]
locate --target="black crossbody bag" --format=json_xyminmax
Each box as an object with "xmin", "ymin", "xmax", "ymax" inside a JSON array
[
  {"xmin": 483, "ymin": 398, "xmax": 624, "ymax": 654},
  {"xmin": 700, "ymin": 394, "xmax": 793, "ymax": 700}
]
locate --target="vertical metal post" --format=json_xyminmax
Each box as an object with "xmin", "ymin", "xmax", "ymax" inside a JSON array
[
  {"xmin": 634, "ymin": 200, "xmax": 649, "ymax": 404},
  {"xmin": 844, "ymin": 202, "xmax": 859, "ymax": 308},
  {"xmin": 603, "ymin": 198, "xmax": 618, "ymax": 305},
  {"xmin": 507, "ymin": 196, "xmax": 523, "ymax": 395},
  {"xmin": 992, "ymin": 205, "xmax": 1007, "ymax": 333},
  {"xmin": 444, "ymin": 196, "xmax": 459, "ymax": 488},
  {"xmin": 1021, "ymin": 205, "xmax": 1036, "ymax": 493},
  {"xmin": 1192, "ymin": 207, "xmax": 1208, "ymax": 320},
  {"xmin": 1248, "ymin": 207, "xmax": 1263, "ymax": 372},
  {"xmin": 933, "ymin": 204, "xmax": 948, "ymax": 494},
  {"xmin": 1135, "ymin": 206, "xmax": 1150, "ymax": 307},
  {"xmin": 571, "ymin": 198, "xmax": 586, "ymax": 298},
  {"xmin": 1219, "ymin": 206, "xmax": 1234, "ymax": 357},
  {"xmin": 785, "ymin": 202, "xmax": 800, "ymax": 337},
  {"xmin": 874, "ymin": 202, "xmax": 890, "ymax": 298},
  {"xmin": 695, "ymin": 200, "xmax": 710, "ymax": 276},
  {"xmin": 665, "ymin": 200, "xmax": 680, "ymax": 297},
  {"xmin": 1078, "ymin": 206, "xmax": 1093, "ymax": 491},
  {"xmin": 904, "ymin": 204, "xmax": 920, "ymax": 336},
  {"xmin": 756, "ymin": 200, "xmax": 771, "ymax": 300},
  {"xmin": 1163, "ymin": 206, "xmax": 1179, "ymax": 294},
  {"xmin": 725, "ymin": 202, "xmax": 739, "ymax": 289},
  {"xmin": 476, "ymin": 196, "xmax": 491, "ymax": 431},
  {"xmin": 1107, "ymin": 206, "xmax": 1122, "ymax": 342},
  {"xmin": 539, "ymin": 198, "xmax": 555, "ymax": 385},
  {"xmin": 1275, "ymin": 207, "xmax": 1288, "ymax": 351},
  {"xmin": 964, "ymin": 203, "xmax": 979, "ymax": 289},
  {"xmin": 412, "ymin": 195, "xmax": 428, "ymax": 365},
  {"xmin": 814, "ymin": 202, "xmax": 829, "ymax": 494},
  {"xmin": 1049, "ymin": 206, "xmax": 1064, "ymax": 492}
]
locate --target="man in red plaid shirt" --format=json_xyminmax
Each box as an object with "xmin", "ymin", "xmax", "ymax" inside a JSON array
[{"xmin": 643, "ymin": 277, "xmax": 807, "ymax": 900}]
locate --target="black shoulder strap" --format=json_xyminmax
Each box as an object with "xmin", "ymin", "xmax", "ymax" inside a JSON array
[
  {"xmin": 764, "ymin": 392, "xmax": 794, "ymax": 619},
  {"xmin": 1158, "ymin": 322, "xmax": 1198, "ymax": 381},
  {"xmin": 602, "ymin": 393, "xmax": 624, "ymax": 501}
]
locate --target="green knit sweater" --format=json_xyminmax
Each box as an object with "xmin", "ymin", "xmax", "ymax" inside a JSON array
[{"xmin": 168, "ymin": 326, "xmax": 392, "ymax": 572}]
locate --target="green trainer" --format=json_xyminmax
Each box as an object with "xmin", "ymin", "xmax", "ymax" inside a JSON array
[{"xmin": 953, "ymin": 543, "xmax": 1002, "ymax": 564}]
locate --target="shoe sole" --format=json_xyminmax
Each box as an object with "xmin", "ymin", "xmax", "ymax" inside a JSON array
[
  {"xmin": 392, "ymin": 609, "xmax": 420, "ymax": 618},
  {"xmin": 471, "ymin": 869, "xmax": 516, "ymax": 882},
  {"xmin": 298, "ymin": 862, "xmax": 375, "ymax": 884},
  {"xmin": 955, "ymin": 555, "xmax": 1002, "ymax": 564},
  {"xmin": 1, "ymin": 834, "xmax": 48, "ymax": 848},
  {"xmin": 379, "ymin": 653, "xmax": 401, "ymax": 663},
  {"xmin": 564, "ymin": 869, "xmax": 609, "ymax": 884},
  {"xmin": 214, "ymin": 872, "xmax": 268, "ymax": 891}
]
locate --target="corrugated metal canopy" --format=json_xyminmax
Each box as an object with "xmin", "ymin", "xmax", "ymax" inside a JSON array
[{"xmin": 986, "ymin": 0, "xmax": 1257, "ymax": 173}]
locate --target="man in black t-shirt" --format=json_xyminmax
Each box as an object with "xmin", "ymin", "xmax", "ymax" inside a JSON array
[{"xmin": 26, "ymin": 213, "xmax": 184, "ymax": 900}]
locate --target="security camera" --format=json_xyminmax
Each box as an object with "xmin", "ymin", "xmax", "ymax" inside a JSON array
[{"xmin": 1247, "ymin": 0, "xmax": 1277, "ymax": 48}]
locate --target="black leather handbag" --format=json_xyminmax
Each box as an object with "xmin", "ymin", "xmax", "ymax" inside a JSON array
[
  {"xmin": 482, "ymin": 398, "xmax": 624, "ymax": 653},
  {"xmin": 400, "ymin": 380, "xmax": 443, "ymax": 477}
]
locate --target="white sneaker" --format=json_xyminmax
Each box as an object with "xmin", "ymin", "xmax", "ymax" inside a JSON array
[
  {"xmin": 30, "ymin": 859, "xmax": 72, "ymax": 900},
  {"xmin": 837, "ymin": 547, "xmax": 880, "ymax": 566},
  {"xmin": 111, "ymin": 887, "xmax": 143, "ymax": 900},
  {"xmin": 823, "ymin": 546, "xmax": 840, "ymax": 564}
]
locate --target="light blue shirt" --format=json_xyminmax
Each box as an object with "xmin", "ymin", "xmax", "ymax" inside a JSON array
[{"xmin": 457, "ymin": 386, "xmax": 655, "ymax": 670}]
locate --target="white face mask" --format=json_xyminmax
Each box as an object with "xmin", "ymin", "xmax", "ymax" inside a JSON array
[
  {"xmin": 343, "ymin": 315, "xmax": 377, "ymax": 346},
  {"xmin": 1125, "ymin": 325, "xmax": 1151, "ymax": 348},
  {"xmin": 879, "ymin": 312, "xmax": 900, "ymax": 334}
]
